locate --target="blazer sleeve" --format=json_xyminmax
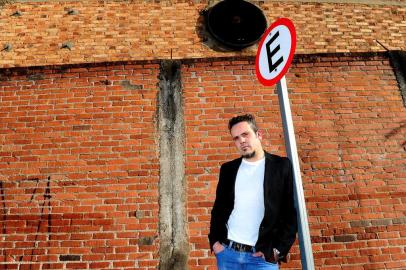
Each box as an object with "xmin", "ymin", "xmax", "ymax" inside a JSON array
[
  {"xmin": 274, "ymin": 157, "xmax": 298, "ymax": 262},
  {"xmin": 208, "ymin": 164, "xmax": 227, "ymax": 251}
]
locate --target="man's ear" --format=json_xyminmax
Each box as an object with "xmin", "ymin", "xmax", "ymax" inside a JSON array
[{"xmin": 257, "ymin": 129, "xmax": 263, "ymax": 140}]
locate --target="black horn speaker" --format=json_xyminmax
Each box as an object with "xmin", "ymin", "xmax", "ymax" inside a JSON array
[{"xmin": 205, "ymin": 0, "xmax": 267, "ymax": 50}]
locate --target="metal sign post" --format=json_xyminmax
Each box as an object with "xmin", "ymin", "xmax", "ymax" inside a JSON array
[
  {"xmin": 277, "ymin": 76, "xmax": 314, "ymax": 270},
  {"xmin": 255, "ymin": 18, "xmax": 315, "ymax": 269}
]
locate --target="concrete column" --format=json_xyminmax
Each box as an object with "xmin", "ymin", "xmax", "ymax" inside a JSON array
[{"xmin": 157, "ymin": 60, "xmax": 189, "ymax": 270}]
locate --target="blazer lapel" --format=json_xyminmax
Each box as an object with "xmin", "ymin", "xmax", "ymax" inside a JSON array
[{"xmin": 229, "ymin": 157, "xmax": 242, "ymax": 184}]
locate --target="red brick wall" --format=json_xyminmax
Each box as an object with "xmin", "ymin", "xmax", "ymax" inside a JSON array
[
  {"xmin": 1, "ymin": 1, "xmax": 406, "ymax": 68},
  {"xmin": 0, "ymin": 63, "xmax": 161, "ymax": 269},
  {"xmin": 1, "ymin": 53, "xmax": 406, "ymax": 269},
  {"xmin": 183, "ymin": 53, "xmax": 406, "ymax": 269}
]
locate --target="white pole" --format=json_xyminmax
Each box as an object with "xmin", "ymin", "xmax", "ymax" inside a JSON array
[{"xmin": 277, "ymin": 76, "xmax": 315, "ymax": 270}]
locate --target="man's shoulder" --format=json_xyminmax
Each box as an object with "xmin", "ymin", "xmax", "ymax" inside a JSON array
[
  {"xmin": 265, "ymin": 152, "xmax": 284, "ymax": 160},
  {"xmin": 265, "ymin": 152, "xmax": 291, "ymax": 165},
  {"xmin": 220, "ymin": 153, "xmax": 289, "ymax": 164},
  {"xmin": 220, "ymin": 153, "xmax": 291, "ymax": 169},
  {"xmin": 221, "ymin": 156, "xmax": 242, "ymax": 168}
]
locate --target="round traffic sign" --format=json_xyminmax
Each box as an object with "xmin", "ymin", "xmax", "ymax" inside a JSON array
[{"xmin": 255, "ymin": 18, "xmax": 296, "ymax": 86}]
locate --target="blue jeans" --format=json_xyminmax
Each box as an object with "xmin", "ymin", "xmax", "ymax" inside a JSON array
[{"xmin": 215, "ymin": 245, "xmax": 279, "ymax": 270}]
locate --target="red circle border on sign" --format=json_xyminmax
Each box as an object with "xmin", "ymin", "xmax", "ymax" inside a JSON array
[{"xmin": 255, "ymin": 18, "xmax": 297, "ymax": 87}]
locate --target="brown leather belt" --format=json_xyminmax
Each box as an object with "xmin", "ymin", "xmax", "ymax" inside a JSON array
[{"xmin": 223, "ymin": 239, "xmax": 255, "ymax": 253}]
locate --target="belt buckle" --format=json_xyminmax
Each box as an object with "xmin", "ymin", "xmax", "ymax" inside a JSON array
[
  {"xmin": 228, "ymin": 240, "xmax": 252, "ymax": 252},
  {"xmin": 236, "ymin": 243, "xmax": 243, "ymax": 251}
]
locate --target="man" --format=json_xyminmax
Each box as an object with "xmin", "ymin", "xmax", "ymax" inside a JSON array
[{"xmin": 209, "ymin": 114, "xmax": 297, "ymax": 269}]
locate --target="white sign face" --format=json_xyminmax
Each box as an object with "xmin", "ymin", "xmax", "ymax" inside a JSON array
[{"xmin": 255, "ymin": 18, "xmax": 296, "ymax": 86}]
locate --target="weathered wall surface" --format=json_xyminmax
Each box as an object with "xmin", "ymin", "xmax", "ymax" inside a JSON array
[
  {"xmin": 1, "ymin": 1, "xmax": 406, "ymax": 67},
  {"xmin": 0, "ymin": 63, "xmax": 161, "ymax": 269},
  {"xmin": 2, "ymin": 53, "xmax": 405, "ymax": 269}
]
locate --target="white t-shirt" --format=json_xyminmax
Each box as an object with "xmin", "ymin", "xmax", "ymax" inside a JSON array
[{"xmin": 227, "ymin": 157, "xmax": 265, "ymax": 246}]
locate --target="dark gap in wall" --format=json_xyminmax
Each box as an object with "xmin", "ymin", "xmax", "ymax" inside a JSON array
[
  {"xmin": 59, "ymin": 255, "xmax": 81, "ymax": 261},
  {"xmin": 389, "ymin": 50, "xmax": 406, "ymax": 108}
]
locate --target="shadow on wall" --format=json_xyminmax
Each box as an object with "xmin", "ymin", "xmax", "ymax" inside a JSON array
[
  {"xmin": 0, "ymin": 177, "xmax": 52, "ymax": 264},
  {"xmin": 388, "ymin": 51, "xmax": 406, "ymax": 150},
  {"xmin": 389, "ymin": 50, "xmax": 406, "ymax": 108}
]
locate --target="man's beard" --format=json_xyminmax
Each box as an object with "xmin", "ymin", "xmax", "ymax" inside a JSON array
[{"xmin": 242, "ymin": 151, "xmax": 256, "ymax": 159}]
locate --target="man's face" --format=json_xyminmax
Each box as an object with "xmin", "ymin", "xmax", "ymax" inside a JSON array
[{"xmin": 230, "ymin": 121, "xmax": 263, "ymax": 159}]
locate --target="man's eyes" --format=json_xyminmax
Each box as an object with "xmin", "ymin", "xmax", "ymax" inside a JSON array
[{"xmin": 233, "ymin": 133, "xmax": 249, "ymax": 140}]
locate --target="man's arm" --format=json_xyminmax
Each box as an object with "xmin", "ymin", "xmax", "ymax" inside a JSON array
[
  {"xmin": 274, "ymin": 158, "xmax": 298, "ymax": 261},
  {"xmin": 208, "ymin": 165, "xmax": 226, "ymax": 251}
]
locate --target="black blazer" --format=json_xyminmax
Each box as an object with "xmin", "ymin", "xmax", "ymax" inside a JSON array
[{"xmin": 208, "ymin": 152, "xmax": 297, "ymax": 263}]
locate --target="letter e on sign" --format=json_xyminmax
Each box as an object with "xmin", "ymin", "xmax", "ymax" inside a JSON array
[{"xmin": 255, "ymin": 18, "xmax": 296, "ymax": 86}]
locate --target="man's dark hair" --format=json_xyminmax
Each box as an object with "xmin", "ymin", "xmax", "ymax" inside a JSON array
[{"xmin": 228, "ymin": 114, "xmax": 259, "ymax": 133}]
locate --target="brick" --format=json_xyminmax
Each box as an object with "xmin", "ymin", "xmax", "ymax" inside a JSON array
[
  {"xmin": 65, "ymin": 263, "xmax": 87, "ymax": 269},
  {"xmin": 333, "ymin": 235, "xmax": 357, "ymax": 242},
  {"xmin": 393, "ymin": 217, "xmax": 406, "ymax": 224},
  {"xmin": 89, "ymin": 262, "xmax": 110, "ymax": 269}
]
